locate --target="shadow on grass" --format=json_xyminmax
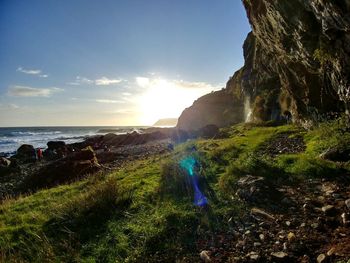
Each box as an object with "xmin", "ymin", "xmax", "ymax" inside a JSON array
[{"xmin": 42, "ymin": 178, "xmax": 132, "ymax": 261}]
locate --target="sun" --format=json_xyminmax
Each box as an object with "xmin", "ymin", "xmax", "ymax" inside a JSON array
[{"xmin": 137, "ymin": 78, "xmax": 211, "ymax": 126}]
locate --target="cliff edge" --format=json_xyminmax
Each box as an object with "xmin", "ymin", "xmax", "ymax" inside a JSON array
[{"xmin": 178, "ymin": 0, "xmax": 350, "ymax": 130}]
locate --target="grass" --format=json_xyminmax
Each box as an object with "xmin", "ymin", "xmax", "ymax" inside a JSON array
[{"xmin": 0, "ymin": 120, "xmax": 349, "ymax": 262}]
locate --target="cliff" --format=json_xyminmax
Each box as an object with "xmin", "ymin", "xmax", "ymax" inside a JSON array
[{"xmin": 177, "ymin": 0, "xmax": 350, "ymax": 130}]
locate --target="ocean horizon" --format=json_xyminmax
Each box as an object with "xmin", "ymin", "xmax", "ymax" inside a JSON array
[{"xmin": 0, "ymin": 126, "xmax": 149, "ymax": 156}]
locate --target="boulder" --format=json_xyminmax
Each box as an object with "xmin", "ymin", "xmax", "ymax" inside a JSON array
[
  {"xmin": 0, "ymin": 157, "xmax": 12, "ymax": 176},
  {"xmin": 44, "ymin": 141, "xmax": 71, "ymax": 160},
  {"xmin": 0, "ymin": 157, "xmax": 11, "ymax": 167},
  {"xmin": 319, "ymin": 147, "xmax": 350, "ymax": 162},
  {"xmin": 15, "ymin": 144, "xmax": 36, "ymax": 163},
  {"xmin": 47, "ymin": 141, "xmax": 66, "ymax": 150},
  {"xmin": 236, "ymin": 175, "xmax": 285, "ymax": 210},
  {"xmin": 21, "ymin": 147, "xmax": 100, "ymax": 191},
  {"xmin": 197, "ymin": 124, "xmax": 219, "ymax": 139}
]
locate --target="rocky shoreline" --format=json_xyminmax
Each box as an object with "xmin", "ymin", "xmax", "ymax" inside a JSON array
[
  {"xmin": 0, "ymin": 125, "xmax": 221, "ymax": 199},
  {"xmin": 0, "ymin": 130, "xmax": 173, "ymax": 199}
]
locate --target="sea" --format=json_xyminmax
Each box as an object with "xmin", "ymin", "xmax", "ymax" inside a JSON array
[{"xmin": 0, "ymin": 126, "xmax": 147, "ymax": 157}]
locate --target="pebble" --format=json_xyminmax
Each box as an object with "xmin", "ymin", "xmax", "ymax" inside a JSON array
[
  {"xmin": 250, "ymin": 208, "xmax": 275, "ymax": 221},
  {"xmin": 345, "ymin": 199, "xmax": 350, "ymax": 209},
  {"xmin": 200, "ymin": 250, "xmax": 211, "ymax": 262},
  {"xmin": 311, "ymin": 223, "xmax": 319, "ymax": 229},
  {"xmin": 287, "ymin": 232, "xmax": 296, "ymax": 242},
  {"xmin": 300, "ymin": 223, "xmax": 306, "ymax": 227},
  {"xmin": 341, "ymin": 213, "xmax": 349, "ymax": 225},
  {"xmin": 317, "ymin": 253, "xmax": 326, "ymax": 263},
  {"xmin": 271, "ymin": 251, "xmax": 288, "ymax": 259},
  {"xmin": 321, "ymin": 205, "xmax": 336, "ymax": 216},
  {"xmin": 283, "ymin": 242, "xmax": 288, "ymax": 250},
  {"xmin": 236, "ymin": 240, "xmax": 245, "ymax": 248},
  {"xmin": 253, "ymin": 242, "xmax": 261, "ymax": 247},
  {"xmin": 286, "ymin": 221, "xmax": 291, "ymax": 226},
  {"xmin": 247, "ymin": 252, "xmax": 259, "ymax": 260},
  {"xmin": 259, "ymin": 234, "xmax": 265, "ymax": 241},
  {"xmin": 326, "ymin": 247, "xmax": 335, "ymax": 256}
]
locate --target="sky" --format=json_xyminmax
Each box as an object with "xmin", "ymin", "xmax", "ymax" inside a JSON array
[{"xmin": 0, "ymin": 0, "xmax": 250, "ymax": 127}]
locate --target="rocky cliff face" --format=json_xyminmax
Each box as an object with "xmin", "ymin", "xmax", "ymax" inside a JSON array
[{"xmin": 177, "ymin": 0, "xmax": 350, "ymax": 130}]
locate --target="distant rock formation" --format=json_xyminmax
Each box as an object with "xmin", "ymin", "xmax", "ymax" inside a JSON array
[
  {"xmin": 153, "ymin": 118, "xmax": 178, "ymax": 127},
  {"xmin": 177, "ymin": 0, "xmax": 350, "ymax": 130}
]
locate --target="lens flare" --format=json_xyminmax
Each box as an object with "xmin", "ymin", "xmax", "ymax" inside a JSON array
[{"xmin": 180, "ymin": 156, "xmax": 208, "ymax": 207}]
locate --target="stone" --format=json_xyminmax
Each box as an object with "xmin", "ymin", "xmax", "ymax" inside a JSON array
[
  {"xmin": 47, "ymin": 141, "xmax": 66, "ymax": 150},
  {"xmin": 286, "ymin": 221, "xmax": 291, "ymax": 226},
  {"xmin": 326, "ymin": 247, "xmax": 335, "ymax": 256},
  {"xmin": 236, "ymin": 240, "xmax": 246, "ymax": 248},
  {"xmin": 271, "ymin": 252, "xmax": 288, "ymax": 259},
  {"xmin": 283, "ymin": 242, "xmax": 288, "ymax": 251},
  {"xmin": 319, "ymin": 148, "xmax": 350, "ymax": 162},
  {"xmin": 199, "ymin": 250, "xmax": 211, "ymax": 262},
  {"xmin": 287, "ymin": 232, "xmax": 296, "ymax": 242},
  {"xmin": 0, "ymin": 157, "xmax": 11, "ymax": 167},
  {"xmin": 317, "ymin": 254, "xmax": 326, "ymax": 263},
  {"xmin": 321, "ymin": 205, "xmax": 337, "ymax": 216},
  {"xmin": 311, "ymin": 223, "xmax": 319, "ymax": 229},
  {"xmin": 21, "ymin": 146, "xmax": 100, "ymax": 191},
  {"xmin": 248, "ymin": 252, "xmax": 259, "ymax": 260},
  {"xmin": 259, "ymin": 234, "xmax": 265, "ymax": 241},
  {"xmin": 345, "ymin": 199, "xmax": 350, "ymax": 209},
  {"xmin": 253, "ymin": 242, "xmax": 261, "ymax": 247},
  {"xmin": 15, "ymin": 144, "xmax": 36, "ymax": 163},
  {"xmin": 341, "ymin": 213, "xmax": 350, "ymax": 225},
  {"xmin": 250, "ymin": 208, "xmax": 275, "ymax": 221}
]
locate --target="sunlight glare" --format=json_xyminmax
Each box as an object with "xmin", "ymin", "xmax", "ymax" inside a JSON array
[{"xmin": 138, "ymin": 78, "xmax": 217, "ymax": 125}]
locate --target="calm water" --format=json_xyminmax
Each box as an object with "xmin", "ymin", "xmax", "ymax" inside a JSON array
[{"xmin": 0, "ymin": 126, "xmax": 147, "ymax": 156}]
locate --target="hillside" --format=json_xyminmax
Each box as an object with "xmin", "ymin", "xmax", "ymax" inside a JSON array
[{"xmin": 1, "ymin": 120, "xmax": 350, "ymax": 262}]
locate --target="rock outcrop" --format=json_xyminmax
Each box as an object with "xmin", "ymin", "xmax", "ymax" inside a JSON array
[
  {"xmin": 13, "ymin": 144, "xmax": 36, "ymax": 163},
  {"xmin": 177, "ymin": 0, "xmax": 350, "ymax": 130}
]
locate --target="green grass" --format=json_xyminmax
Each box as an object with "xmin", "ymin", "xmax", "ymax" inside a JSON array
[{"xmin": 0, "ymin": 121, "xmax": 349, "ymax": 262}]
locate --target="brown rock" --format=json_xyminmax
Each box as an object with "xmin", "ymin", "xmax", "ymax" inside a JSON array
[{"xmin": 316, "ymin": 254, "xmax": 326, "ymax": 263}]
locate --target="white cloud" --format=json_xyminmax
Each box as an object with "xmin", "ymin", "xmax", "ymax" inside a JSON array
[
  {"xmin": 68, "ymin": 76, "xmax": 123, "ymax": 86},
  {"xmin": 95, "ymin": 77, "xmax": 123, "ymax": 86},
  {"xmin": 17, "ymin": 67, "xmax": 41, "ymax": 75},
  {"xmin": 67, "ymin": 76, "xmax": 93, "ymax": 86},
  {"xmin": 135, "ymin": 77, "xmax": 221, "ymax": 91},
  {"xmin": 8, "ymin": 85, "xmax": 63, "ymax": 97},
  {"xmin": 173, "ymin": 80, "xmax": 222, "ymax": 90},
  {"xmin": 96, "ymin": 99, "xmax": 124, "ymax": 104},
  {"xmin": 136, "ymin": 77, "xmax": 150, "ymax": 88},
  {"xmin": 17, "ymin": 67, "xmax": 49, "ymax": 78},
  {"xmin": 122, "ymin": 92, "xmax": 132, "ymax": 96}
]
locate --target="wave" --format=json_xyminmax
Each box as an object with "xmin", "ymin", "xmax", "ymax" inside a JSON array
[{"xmin": 10, "ymin": 131, "xmax": 62, "ymax": 136}]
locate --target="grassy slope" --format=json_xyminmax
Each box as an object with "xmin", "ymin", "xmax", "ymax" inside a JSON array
[{"xmin": 0, "ymin": 121, "xmax": 349, "ymax": 262}]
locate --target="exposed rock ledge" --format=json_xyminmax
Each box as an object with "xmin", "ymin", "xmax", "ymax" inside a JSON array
[{"xmin": 178, "ymin": 0, "xmax": 350, "ymax": 131}]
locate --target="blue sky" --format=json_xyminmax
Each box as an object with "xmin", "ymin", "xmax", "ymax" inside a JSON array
[{"xmin": 0, "ymin": 0, "xmax": 250, "ymax": 126}]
